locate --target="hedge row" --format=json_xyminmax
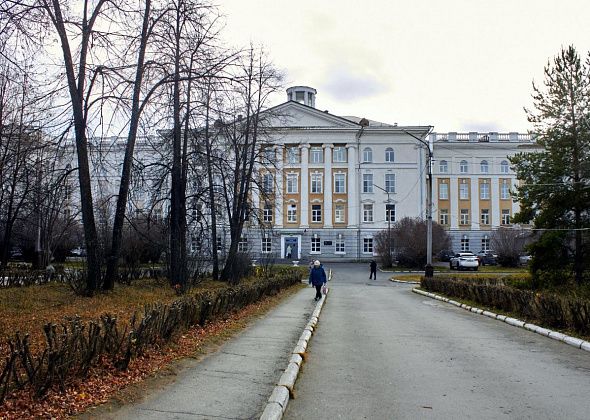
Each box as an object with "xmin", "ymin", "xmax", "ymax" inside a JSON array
[
  {"xmin": 421, "ymin": 275, "xmax": 590, "ymax": 336},
  {"xmin": 0, "ymin": 267, "xmax": 306, "ymax": 403}
]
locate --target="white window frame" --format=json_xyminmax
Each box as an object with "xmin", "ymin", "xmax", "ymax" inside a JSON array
[
  {"xmin": 335, "ymin": 236, "xmax": 345, "ymax": 254},
  {"xmin": 238, "ymin": 237, "xmax": 248, "ymax": 252},
  {"xmin": 385, "ymin": 173, "xmax": 395, "ymax": 193},
  {"xmin": 482, "ymin": 237, "xmax": 490, "ymax": 252},
  {"xmin": 501, "ymin": 181, "xmax": 510, "ymax": 199},
  {"xmin": 481, "ymin": 209, "xmax": 490, "ymax": 225},
  {"xmin": 311, "ymin": 236, "xmax": 321, "ymax": 254},
  {"xmin": 459, "ymin": 182, "xmax": 469, "ymax": 200},
  {"xmin": 334, "ymin": 204, "xmax": 345, "ymax": 223},
  {"xmin": 439, "ymin": 160, "xmax": 448, "ymax": 173},
  {"xmin": 334, "ymin": 173, "xmax": 346, "ymax": 193},
  {"xmin": 460, "ymin": 209, "xmax": 469, "ymax": 225},
  {"xmin": 262, "ymin": 237, "xmax": 272, "ymax": 253},
  {"xmin": 439, "ymin": 183, "xmax": 449, "ymax": 200},
  {"xmin": 333, "ymin": 147, "xmax": 347, "ymax": 163},
  {"xmin": 311, "ymin": 172, "xmax": 323, "ymax": 193},
  {"xmin": 363, "ymin": 173, "xmax": 373, "ymax": 193},
  {"xmin": 460, "ymin": 160, "xmax": 469, "ymax": 174},
  {"xmin": 386, "ymin": 203, "xmax": 396, "ymax": 222},
  {"xmin": 480, "ymin": 182, "xmax": 490, "ymax": 199},
  {"xmin": 286, "ymin": 173, "xmax": 299, "ymax": 194},
  {"xmin": 480, "ymin": 160, "xmax": 489, "ymax": 173},
  {"xmin": 287, "ymin": 204, "xmax": 297, "ymax": 223},
  {"xmin": 439, "ymin": 209, "xmax": 449, "ymax": 225},
  {"xmin": 311, "ymin": 204, "xmax": 322, "ymax": 222},
  {"xmin": 310, "ymin": 147, "xmax": 323, "ymax": 163},
  {"xmin": 363, "ymin": 203, "xmax": 374, "ymax": 223},
  {"xmin": 363, "ymin": 237, "xmax": 374, "ymax": 254},
  {"xmin": 502, "ymin": 209, "xmax": 511, "ymax": 225},
  {"xmin": 500, "ymin": 160, "xmax": 509, "ymax": 174},
  {"xmin": 363, "ymin": 147, "xmax": 373, "ymax": 163},
  {"xmin": 286, "ymin": 147, "xmax": 300, "ymax": 164},
  {"xmin": 385, "ymin": 147, "xmax": 394, "ymax": 162},
  {"xmin": 262, "ymin": 173, "xmax": 273, "ymax": 194},
  {"xmin": 263, "ymin": 204, "xmax": 273, "ymax": 222},
  {"xmin": 460, "ymin": 238, "xmax": 470, "ymax": 252}
]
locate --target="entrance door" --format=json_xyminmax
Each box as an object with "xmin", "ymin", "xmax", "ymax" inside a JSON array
[{"xmin": 284, "ymin": 237, "xmax": 298, "ymax": 259}]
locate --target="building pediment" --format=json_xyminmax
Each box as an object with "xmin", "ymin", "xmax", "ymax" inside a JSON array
[{"xmin": 265, "ymin": 101, "xmax": 360, "ymax": 129}]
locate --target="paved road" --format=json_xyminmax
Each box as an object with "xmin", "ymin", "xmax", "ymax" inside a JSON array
[{"xmin": 285, "ymin": 263, "xmax": 590, "ymax": 419}]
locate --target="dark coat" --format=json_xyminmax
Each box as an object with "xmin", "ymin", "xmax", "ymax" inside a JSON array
[
  {"xmin": 370, "ymin": 260, "xmax": 377, "ymax": 271},
  {"xmin": 308, "ymin": 266, "xmax": 327, "ymax": 286}
]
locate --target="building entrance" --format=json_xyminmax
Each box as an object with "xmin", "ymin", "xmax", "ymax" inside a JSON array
[{"xmin": 283, "ymin": 236, "xmax": 299, "ymax": 259}]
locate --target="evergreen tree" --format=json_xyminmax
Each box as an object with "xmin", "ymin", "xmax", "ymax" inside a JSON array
[{"xmin": 511, "ymin": 45, "xmax": 590, "ymax": 285}]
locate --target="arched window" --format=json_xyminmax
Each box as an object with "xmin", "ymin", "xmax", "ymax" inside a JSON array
[
  {"xmin": 460, "ymin": 160, "xmax": 468, "ymax": 173},
  {"xmin": 385, "ymin": 147, "xmax": 394, "ymax": 162},
  {"xmin": 363, "ymin": 147, "xmax": 373, "ymax": 163},
  {"xmin": 439, "ymin": 160, "xmax": 448, "ymax": 173},
  {"xmin": 500, "ymin": 160, "xmax": 509, "ymax": 174},
  {"xmin": 480, "ymin": 160, "xmax": 489, "ymax": 173}
]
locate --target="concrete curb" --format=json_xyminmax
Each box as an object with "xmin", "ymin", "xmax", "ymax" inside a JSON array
[
  {"xmin": 259, "ymin": 288, "xmax": 329, "ymax": 420},
  {"xmin": 412, "ymin": 288, "xmax": 590, "ymax": 353},
  {"xmin": 390, "ymin": 279, "xmax": 420, "ymax": 285}
]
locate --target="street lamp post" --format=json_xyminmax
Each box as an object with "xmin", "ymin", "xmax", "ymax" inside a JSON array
[
  {"xmin": 402, "ymin": 128, "xmax": 434, "ymax": 278},
  {"xmin": 373, "ymin": 184, "xmax": 392, "ymax": 267}
]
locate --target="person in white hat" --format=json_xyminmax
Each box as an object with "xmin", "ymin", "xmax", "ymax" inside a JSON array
[{"xmin": 308, "ymin": 260, "xmax": 327, "ymax": 301}]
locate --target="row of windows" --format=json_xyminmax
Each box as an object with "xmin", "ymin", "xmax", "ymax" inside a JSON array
[
  {"xmin": 439, "ymin": 159, "xmax": 510, "ymax": 174},
  {"xmin": 236, "ymin": 236, "xmax": 374, "ymax": 254},
  {"xmin": 459, "ymin": 237, "xmax": 492, "ymax": 252},
  {"xmin": 283, "ymin": 146, "xmax": 396, "ymax": 164},
  {"xmin": 438, "ymin": 209, "xmax": 511, "ymax": 226},
  {"xmin": 439, "ymin": 179, "xmax": 511, "ymax": 200},
  {"xmin": 262, "ymin": 203, "xmax": 397, "ymax": 224},
  {"xmin": 264, "ymin": 172, "xmax": 396, "ymax": 195}
]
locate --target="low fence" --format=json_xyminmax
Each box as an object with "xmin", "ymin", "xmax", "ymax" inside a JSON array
[
  {"xmin": 421, "ymin": 275, "xmax": 590, "ymax": 336},
  {"xmin": 0, "ymin": 267, "xmax": 306, "ymax": 403}
]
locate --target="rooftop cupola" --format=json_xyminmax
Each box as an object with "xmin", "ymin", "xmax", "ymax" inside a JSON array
[{"xmin": 286, "ymin": 86, "xmax": 317, "ymax": 108}]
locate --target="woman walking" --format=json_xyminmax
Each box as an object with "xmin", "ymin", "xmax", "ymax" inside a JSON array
[{"xmin": 308, "ymin": 260, "xmax": 327, "ymax": 301}]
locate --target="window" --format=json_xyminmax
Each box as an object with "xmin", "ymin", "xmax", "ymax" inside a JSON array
[
  {"xmin": 460, "ymin": 209, "xmax": 469, "ymax": 225},
  {"xmin": 363, "ymin": 204, "xmax": 374, "ymax": 222},
  {"xmin": 502, "ymin": 209, "xmax": 511, "ymax": 225},
  {"xmin": 385, "ymin": 148, "xmax": 395, "ymax": 162},
  {"xmin": 363, "ymin": 147, "xmax": 373, "ymax": 163},
  {"xmin": 216, "ymin": 237, "xmax": 222, "ymax": 252},
  {"xmin": 439, "ymin": 209, "xmax": 449, "ymax": 225},
  {"xmin": 480, "ymin": 160, "xmax": 489, "ymax": 173},
  {"xmin": 262, "ymin": 236, "xmax": 272, "ymax": 253},
  {"xmin": 460, "ymin": 237, "xmax": 470, "ymax": 252},
  {"xmin": 333, "ymin": 146, "xmax": 347, "ymax": 163},
  {"xmin": 480, "ymin": 181, "xmax": 490, "ymax": 199},
  {"xmin": 460, "ymin": 160, "xmax": 469, "ymax": 173},
  {"xmin": 310, "ymin": 146, "xmax": 323, "ymax": 163},
  {"xmin": 481, "ymin": 209, "xmax": 490, "ymax": 225},
  {"xmin": 363, "ymin": 173, "xmax": 373, "ymax": 193},
  {"xmin": 335, "ymin": 205, "xmax": 345, "ymax": 223},
  {"xmin": 439, "ymin": 160, "xmax": 448, "ymax": 173},
  {"xmin": 363, "ymin": 237, "xmax": 373, "ymax": 253},
  {"xmin": 262, "ymin": 173, "xmax": 273, "ymax": 194},
  {"xmin": 311, "ymin": 204, "xmax": 322, "ymax": 222},
  {"xmin": 286, "ymin": 173, "xmax": 298, "ymax": 194},
  {"xmin": 386, "ymin": 204, "xmax": 396, "ymax": 222},
  {"xmin": 482, "ymin": 237, "xmax": 490, "ymax": 252},
  {"xmin": 238, "ymin": 237, "xmax": 248, "ymax": 252},
  {"xmin": 263, "ymin": 204, "xmax": 273, "ymax": 222},
  {"xmin": 501, "ymin": 160, "xmax": 509, "ymax": 174},
  {"xmin": 286, "ymin": 147, "xmax": 300, "ymax": 164},
  {"xmin": 311, "ymin": 173, "xmax": 323, "ymax": 193},
  {"xmin": 262, "ymin": 147, "xmax": 275, "ymax": 162},
  {"xmin": 439, "ymin": 183, "xmax": 449, "ymax": 200},
  {"xmin": 311, "ymin": 235, "xmax": 321, "ymax": 253},
  {"xmin": 295, "ymin": 91, "xmax": 304, "ymax": 102},
  {"xmin": 459, "ymin": 181, "xmax": 469, "ymax": 200},
  {"xmin": 334, "ymin": 173, "xmax": 346, "ymax": 193},
  {"xmin": 501, "ymin": 180, "xmax": 510, "ymax": 199},
  {"xmin": 287, "ymin": 204, "xmax": 297, "ymax": 222},
  {"xmin": 385, "ymin": 173, "xmax": 395, "ymax": 193},
  {"xmin": 335, "ymin": 235, "xmax": 345, "ymax": 253}
]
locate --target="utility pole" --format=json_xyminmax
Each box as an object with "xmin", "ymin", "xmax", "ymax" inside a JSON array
[
  {"xmin": 402, "ymin": 127, "xmax": 434, "ymax": 278},
  {"xmin": 374, "ymin": 184, "xmax": 392, "ymax": 266}
]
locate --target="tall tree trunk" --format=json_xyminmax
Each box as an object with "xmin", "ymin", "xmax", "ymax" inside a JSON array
[
  {"xmin": 104, "ymin": 0, "xmax": 152, "ymax": 290},
  {"xmin": 203, "ymin": 86, "xmax": 219, "ymax": 280}
]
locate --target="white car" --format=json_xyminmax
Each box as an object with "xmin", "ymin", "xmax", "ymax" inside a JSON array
[{"xmin": 450, "ymin": 252, "xmax": 479, "ymax": 271}]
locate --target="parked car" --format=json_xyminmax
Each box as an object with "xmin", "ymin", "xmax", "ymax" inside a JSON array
[
  {"xmin": 69, "ymin": 247, "xmax": 86, "ymax": 257},
  {"xmin": 450, "ymin": 252, "xmax": 479, "ymax": 271},
  {"xmin": 476, "ymin": 251, "xmax": 497, "ymax": 266},
  {"xmin": 438, "ymin": 249, "xmax": 455, "ymax": 262},
  {"xmin": 519, "ymin": 255, "xmax": 532, "ymax": 265}
]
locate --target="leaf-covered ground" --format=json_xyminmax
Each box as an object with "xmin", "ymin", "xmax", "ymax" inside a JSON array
[{"xmin": 0, "ymin": 279, "xmax": 302, "ymax": 419}]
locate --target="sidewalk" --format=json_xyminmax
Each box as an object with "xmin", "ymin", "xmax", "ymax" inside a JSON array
[{"xmin": 105, "ymin": 286, "xmax": 316, "ymax": 420}]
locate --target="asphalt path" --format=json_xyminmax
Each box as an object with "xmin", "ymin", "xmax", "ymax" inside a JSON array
[{"xmin": 284, "ymin": 263, "xmax": 590, "ymax": 419}]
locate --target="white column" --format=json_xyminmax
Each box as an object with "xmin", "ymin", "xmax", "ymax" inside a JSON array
[
  {"xmin": 491, "ymin": 176, "xmax": 500, "ymax": 227},
  {"xmin": 274, "ymin": 146, "xmax": 283, "ymax": 228},
  {"xmin": 471, "ymin": 178, "xmax": 479, "ymax": 230},
  {"xmin": 300, "ymin": 144, "xmax": 309, "ymax": 228},
  {"xmin": 347, "ymin": 145, "xmax": 357, "ymax": 227},
  {"xmin": 450, "ymin": 177, "xmax": 459, "ymax": 229},
  {"xmin": 324, "ymin": 144, "xmax": 333, "ymax": 228}
]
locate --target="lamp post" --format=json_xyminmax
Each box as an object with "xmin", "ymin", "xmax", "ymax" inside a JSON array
[
  {"xmin": 373, "ymin": 184, "xmax": 393, "ymax": 267},
  {"xmin": 402, "ymin": 128, "xmax": 434, "ymax": 278}
]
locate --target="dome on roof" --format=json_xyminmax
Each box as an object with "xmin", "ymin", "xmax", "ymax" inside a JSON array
[{"xmin": 287, "ymin": 86, "xmax": 316, "ymax": 108}]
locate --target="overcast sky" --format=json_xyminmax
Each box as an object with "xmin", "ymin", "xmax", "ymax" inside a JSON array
[{"xmin": 221, "ymin": 0, "xmax": 590, "ymax": 133}]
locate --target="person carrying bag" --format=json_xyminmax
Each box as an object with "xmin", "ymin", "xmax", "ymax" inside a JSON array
[{"xmin": 308, "ymin": 260, "xmax": 327, "ymax": 301}]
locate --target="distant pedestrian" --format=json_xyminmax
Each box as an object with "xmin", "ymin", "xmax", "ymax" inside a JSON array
[
  {"xmin": 309, "ymin": 260, "xmax": 327, "ymax": 301},
  {"xmin": 286, "ymin": 244, "xmax": 292, "ymax": 259},
  {"xmin": 369, "ymin": 259, "xmax": 377, "ymax": 280}
]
